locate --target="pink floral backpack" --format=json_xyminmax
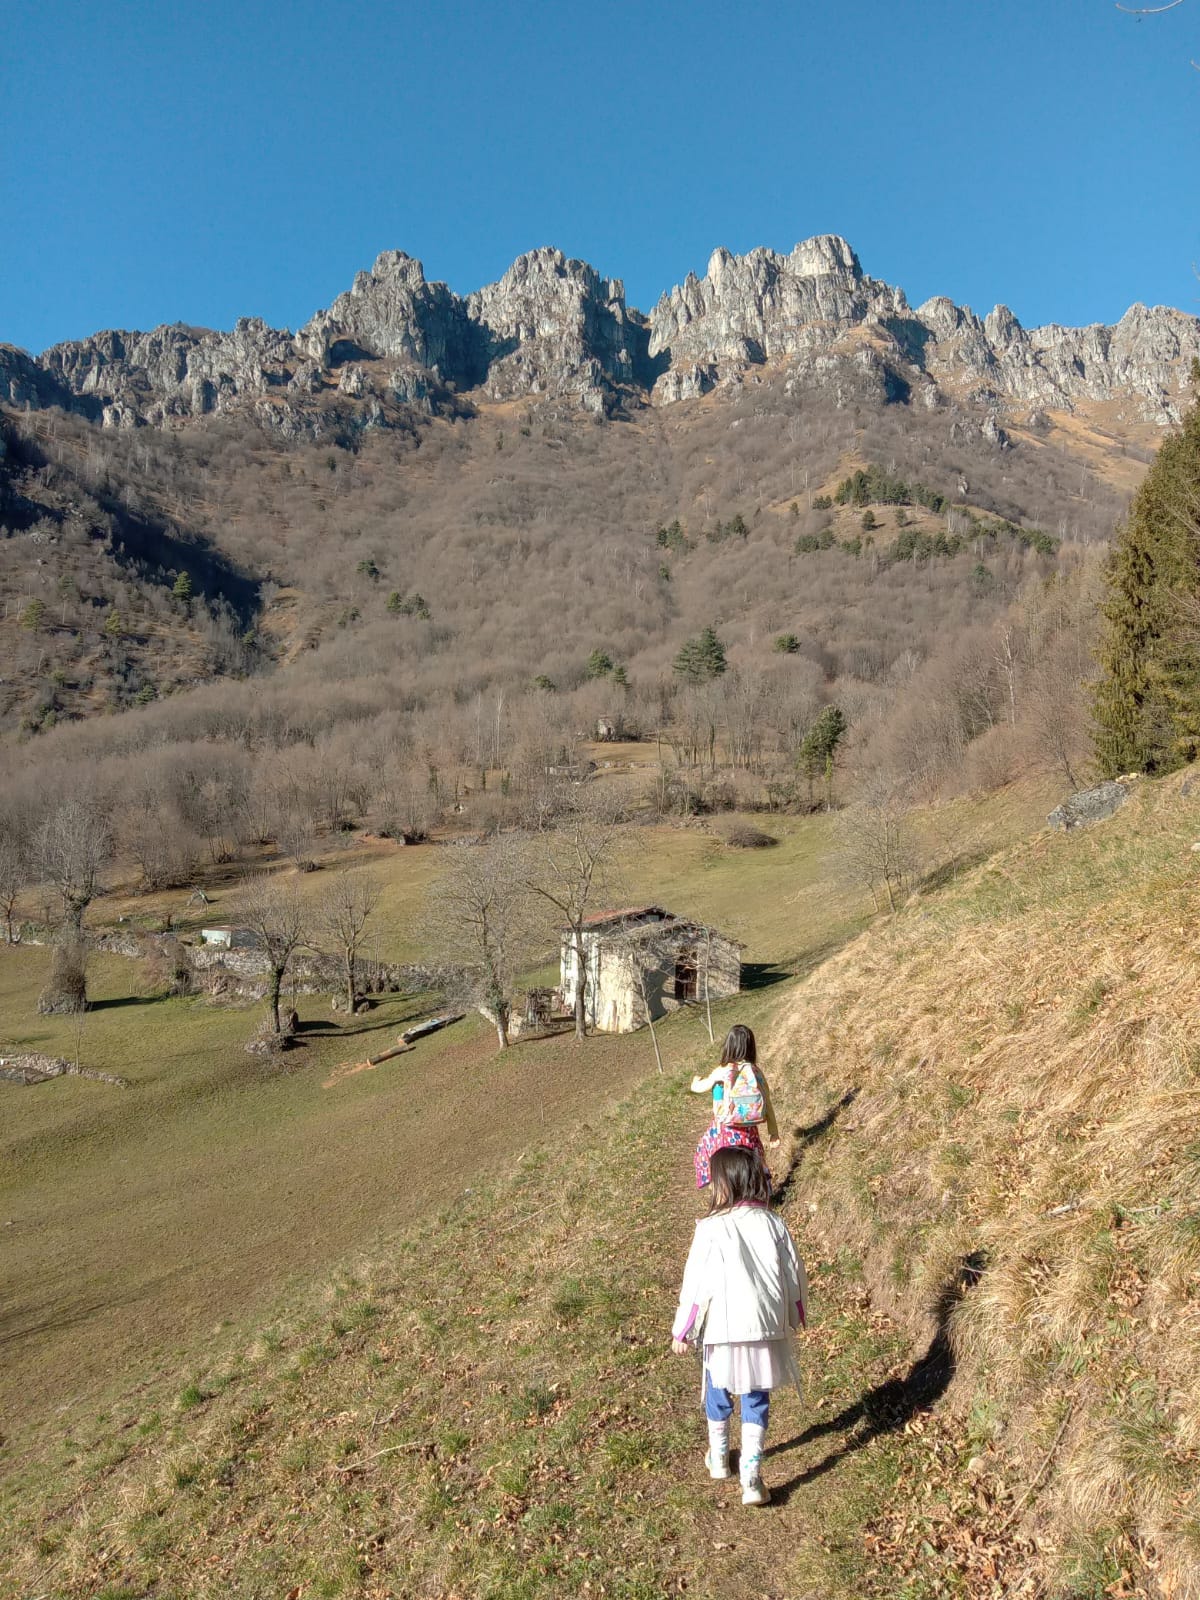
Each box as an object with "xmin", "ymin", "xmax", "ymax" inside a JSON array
[{"xmin": 714, "ymin": 1061, "xmax": 765, "ymax": 1129}]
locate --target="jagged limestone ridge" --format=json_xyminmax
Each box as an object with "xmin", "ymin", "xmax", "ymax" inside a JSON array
[{"xmin": 3, "ymin": 236, "xmax": 1197, "ymax": 431}]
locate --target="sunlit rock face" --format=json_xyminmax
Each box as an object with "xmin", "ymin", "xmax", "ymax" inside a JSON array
[
  {"xmin": 647, "ymin": 234, "xmax": 1200, "ymax": 423},
  {"xmin": 11, "ymin": 236, "xmax": 1200, "ymax": 433}
]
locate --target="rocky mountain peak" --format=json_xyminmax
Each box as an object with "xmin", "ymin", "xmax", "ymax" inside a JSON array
[
  {"xmin": 787, "ymin": 233, "xmax": 862, "ymax": 277},
  {"xmin": 297, "ymin": 251, "xmax": 470, "ymax": 377},
  {"xmin": 3, "ymin": 234, "xmax": 1198, "ymax": 437},
  {"xmin": 465, "ymin": 248, "xmax": 638, "ymax": 411},
  {"xmin": 647, "ymin": 233, "xmax": 905, "ymax": 399}
]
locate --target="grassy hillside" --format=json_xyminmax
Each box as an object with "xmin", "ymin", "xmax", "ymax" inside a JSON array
[
  {"xmin": 0, "ymin": 986, "xmax": 933, "ymax": 1600},
  {"xmin": 775, "ymin": 768, "xmax": 1200, "ymax": 1595},
  {"xmin": 6, "ymin": 773, "xmax": 1194, "ymax": 1596}
]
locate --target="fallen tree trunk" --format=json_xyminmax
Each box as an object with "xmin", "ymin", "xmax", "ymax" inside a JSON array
[
  {"xmin": 363, "ymin": 1042, "xmax": 414, "ymax": 1067},
  {"xmin": 401, "ymin": 1012, "xmax": 466, "ymax": 1045}
]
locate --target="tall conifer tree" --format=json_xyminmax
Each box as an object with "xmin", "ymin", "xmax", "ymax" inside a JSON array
[{"xmin": 1094, "ymin": 364, "xmax": 1200, "ymax": 775}]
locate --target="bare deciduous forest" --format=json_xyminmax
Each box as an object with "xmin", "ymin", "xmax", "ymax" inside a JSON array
[{"xmin": 0, "ymin": 368, "xmax": 1139, "ymax": 896}]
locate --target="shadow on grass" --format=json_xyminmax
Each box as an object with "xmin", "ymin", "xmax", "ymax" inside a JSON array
[
  {"xmin": 765, "ymin": 1252, "xmax": 986, "ymax": 1504},
  {"xmin": 300, "ymin": 1003, "xmax": 436, "ymax": 1044},
  {"xmin": 771, "ymin": 1088, "xmax": 859, "ymax": 1208},
  {"xmin": 0, "ymin": 1293, "xmax": 135, "ymax": 1348},
  {"xmin": 88, "ymin": 994, "xmax": 170, "ymax": 1011},
  {"xmin": 916, "ymin": 848, "xmax": 994, "ymax": 897},
  {"xmin": 512, "ymin": 1023, "xmax": 578, "ymax": 1047},
  {"xmin": 740, "ymin": 962, "xmax": 793, "ymax": 992}
]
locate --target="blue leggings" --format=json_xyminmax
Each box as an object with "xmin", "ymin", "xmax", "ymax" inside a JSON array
[{"xmin": 704, "ymin": 1369, "xmax": 769, "ymax": 1427}]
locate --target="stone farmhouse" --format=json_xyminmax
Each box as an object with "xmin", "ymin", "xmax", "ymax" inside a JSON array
[{"xmin": 559, "ymin": 906, "xmax": 741, "ymax": 1034}]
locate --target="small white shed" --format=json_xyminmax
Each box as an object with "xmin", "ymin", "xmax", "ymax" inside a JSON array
[{"xmin": 199, "ymin": 926, "xmax": 260, "ymax": 951}]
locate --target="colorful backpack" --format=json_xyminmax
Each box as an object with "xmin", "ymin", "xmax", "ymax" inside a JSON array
[{"xmin": 716, "ymin": 1062, "xmax": 765, "ymax": 1129}]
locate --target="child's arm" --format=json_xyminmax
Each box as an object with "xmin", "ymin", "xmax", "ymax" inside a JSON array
[
  {"xmin": 760, "ymin": 1072, "xmax": 781, "ymax": 1145},
  {"xmin": 670, "ymin": 1226, "xmax": 710, "ymax": 1348},
  {"xmin": 781, "ymin": 1228, "xmax": 809, "ymax": 1330},
  {"xmin": 689, "ymin": 1065, "xmax": 728, "ymax": 1095}
]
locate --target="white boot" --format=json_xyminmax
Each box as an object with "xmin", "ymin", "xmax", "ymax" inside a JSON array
[
  {"xmin": 739, "ymin": 1422, "xmax": 769, "ymax": 1506},
  {"xmin": 705, "ymin": 1419, "xmax": 731, "ymax": 1479}
]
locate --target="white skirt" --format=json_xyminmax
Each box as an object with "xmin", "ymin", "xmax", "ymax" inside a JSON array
[{"xmin": 704, "ymin": 1337, "xmax": 800, "ymax": 1396}]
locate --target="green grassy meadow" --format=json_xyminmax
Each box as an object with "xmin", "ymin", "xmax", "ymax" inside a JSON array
[
  {"xmin": 1, "ymin": 984, "xmax": 920, "ymax": 1600},
  {"xmin": 0, "ymin": 780, "xmax": 1062, "ymax": 1593}
]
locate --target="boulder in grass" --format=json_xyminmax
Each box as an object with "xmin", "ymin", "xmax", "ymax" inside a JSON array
[{"xmin": 1048, "ymin": 780, "xmax": 1131, "ymax": 831}]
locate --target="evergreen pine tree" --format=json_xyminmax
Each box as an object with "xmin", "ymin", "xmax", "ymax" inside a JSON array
[
  {"xmin": 673, "ymin": 626, "xmax": 727, "ymax": 684},
  {"xmin": 697, "ymin": 626, "xmax": 726, "ymax": 678},
  {"xmin": 1094, "ymin": 364, "xmax": 1200, "ymax": 775},
  {"xmin": 797, "ymin": 706, "xmax": 848, "ymax": 807}
]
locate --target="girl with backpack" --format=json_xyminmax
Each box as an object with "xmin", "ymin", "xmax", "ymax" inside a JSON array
[
  {"xmin": 690, "ymin": 1024, "xmax": 779, "ymax": 1189},
  {"xmin": 671, "ymin": 1144, "xmax": 809, "ymax": 1505}
]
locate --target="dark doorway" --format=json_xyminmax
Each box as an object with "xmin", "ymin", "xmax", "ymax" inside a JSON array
[{"xmin": 674, "ymin": 950, "xmax": 698, "ymax": 1002}]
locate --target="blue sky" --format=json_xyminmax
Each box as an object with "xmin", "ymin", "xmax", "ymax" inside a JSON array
[{"xmin": 4, "ymin": 0, "xmax": 1198, "ymax": 353}]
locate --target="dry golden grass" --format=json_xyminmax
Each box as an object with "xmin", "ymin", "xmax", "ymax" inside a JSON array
[{"xmin": 772, "ymin": 769, "xmax": 1200, "ymax": 1596}]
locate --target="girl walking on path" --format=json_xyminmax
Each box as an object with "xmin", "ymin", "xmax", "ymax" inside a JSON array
[
  {"xmin": 670, "ymin": 1145, "xmax": 809, "ymax": 1506},
  {"xmin": 690, "ymin": 1023, "xmax": 780, "ymax": 1189}
]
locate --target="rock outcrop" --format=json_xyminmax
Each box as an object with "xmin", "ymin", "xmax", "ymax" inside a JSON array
[
  {"xmin": 649, "ymin": 236, "xmax": 906, "ymax": 373},
  {"xmin": 648, "ymin": 237, "xmax": 1200, "ymax": 423},
  {"xmin": 0, "ymin": 344, "xmax": 92, "ymax": 416},
  {"xmin": 297, "ymin": 250, "xmax": 476, "ymax": 379},
  {"xmin": 6, "ymin": 236, "xmax": 1199, "ymax": 435},
  {"xmin": 1048, "ymin": 780, "xmax": 1133, "ymax": 830},
  {"xmin": 466, "ymin": 248, "xmax": 640, "ymax": 414}
]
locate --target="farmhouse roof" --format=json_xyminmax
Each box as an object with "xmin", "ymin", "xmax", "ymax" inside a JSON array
[{"xmin": 580, "ymin": 906, "xmax": 668, "ymax": 929}]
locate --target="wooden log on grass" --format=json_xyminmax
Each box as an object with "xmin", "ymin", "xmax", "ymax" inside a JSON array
[
  {"xmin": 363, "ymin": 1042, "xmax": 414, "ymax": 1068},
  {"xmin": 400, "ymin": 1012, "xmax": 466, "ymax": 1045}
]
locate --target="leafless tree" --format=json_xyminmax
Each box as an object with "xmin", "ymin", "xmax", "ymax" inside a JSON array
[
  {"xmin": 426, "ymin": 835, "xmax": 533, "ymax": 1049},
  {"xmin": 835, "ymin": 775, "xmax": 921, "ymax": 912},
  {"xmin": 34, "ymin": 797, "xmax": 112, "ymax": 932},
  {"xmin": 523, "ymin": 787, "xmax": 626, "ymax": 1040},
  {"xmin": 1023, "ymin": 640, "xmax": 1092, "ymax": 789},
  {"xmin": 317, "ymin": 870, "xmax": 382, "ymax": 1012},
  {"xmin": 239, "ymin": 875, "xmax": 307, "ymax": 1035},
  {"xmin": 274, "ymin": 807, "xmax": 319, "ymax": 873},
  {"xmin": 0, "ymin": 828, "xmax": 26, "ymax": 943},
  {"xmin": 119, "ymin": 781, "xmax": 199, "ymax": 891},
  {"xmin": 697, "ymin": 922, "xmax": 720, "ymax": 1044}
]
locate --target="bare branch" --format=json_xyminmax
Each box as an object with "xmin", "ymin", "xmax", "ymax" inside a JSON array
[
  {"xmin": 239, "ymin": 874, "xmax": 307, "ymax": 1035},
  {"xmin": 316, "ymin": 870, "xmax": 382, "ymax": 1012}
]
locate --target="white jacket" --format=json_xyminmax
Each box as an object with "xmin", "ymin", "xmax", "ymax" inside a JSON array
[{"xmin": 671, "ymin": 1203, "xmax": 809, "ymax": 1345}]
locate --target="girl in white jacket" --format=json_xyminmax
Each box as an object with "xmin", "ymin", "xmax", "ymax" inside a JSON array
[{"xmin": 670, "ymin": 1145, "xmax": 808, "ymax": 1506}]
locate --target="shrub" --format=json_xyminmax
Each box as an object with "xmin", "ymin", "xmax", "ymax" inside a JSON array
[
  {"xmin": 37, "ymin": 938, "xmax": 89, "ymax": 1015},
  {"xmin": 720, "ymin": 822, "xmax": 778, "ymax": 849}
]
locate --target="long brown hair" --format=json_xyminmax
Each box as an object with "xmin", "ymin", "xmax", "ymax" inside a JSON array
[
  {"xmin": 720, "ymin": 1024, "xmax": 756, "ymax": 1067},
  {"xmin": 708, "ymin": 1145, "xmax": 770, "ymax": 1214}
]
